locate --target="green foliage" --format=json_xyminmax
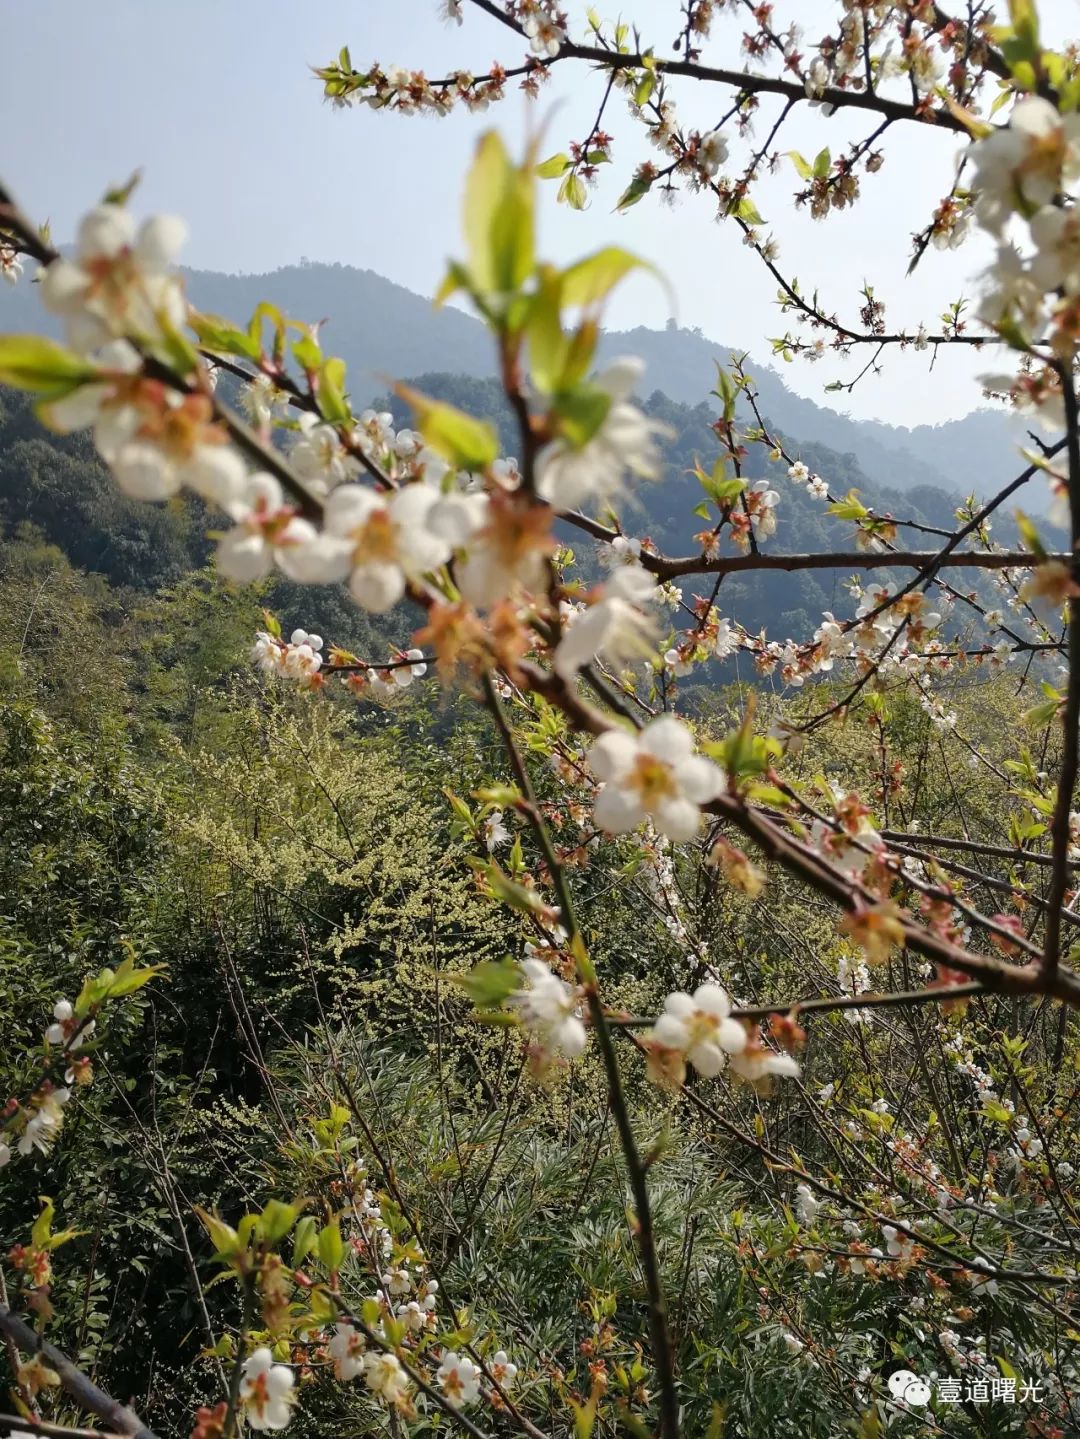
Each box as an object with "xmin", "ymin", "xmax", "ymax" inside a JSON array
[{"xmin": 1, "ymin": 517, "xmax": 1077, "ymax": 1434}]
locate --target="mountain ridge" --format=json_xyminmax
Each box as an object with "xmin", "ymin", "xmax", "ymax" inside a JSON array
[{"xmin": 0, "ymin": 256, "xmax": 1048, "ymax": 509}]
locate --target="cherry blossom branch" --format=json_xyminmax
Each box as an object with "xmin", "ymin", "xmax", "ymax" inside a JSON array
[
  {"xmin": 879, "ymin": 830, "xmax": 1078, "ymax": 869},
  {"xmin": 1042, "ymin": 366, "xmax": 1080, "ymax": 984},
  {"xmin": 0, "ymin": 1307, "xmax": 159, "ymax": 1439},
  {"xmin": 707, "ymin": 790, "xmax": 1080, "ymax": 1006},
  {"xmin": 607, "ymin": 978, "xmax": 986, "ymax": 1026},
  {"xmin": 0, "ymin": 181, "xmax": 329, "ymax": 524},
  {"xmin": 639, "ymin": 547, "xmax": 1062, "ymax": 583},
  {"xmin": 480, "ymin": 673, "xmax": 682, "ymax": 1439},
  {"xmin": 460, "ymin": 0, "xmax": 972, "ymax": 132},
  {"xmin": 329, "ymin": 1303, "xmax": 498, "ymax": 1439},
  {"xmin": 0, "ymin": 1420, "xmax": 130, "ymax": 1439},
  {"xmin": 636, "ymin": 1034, "xmax": 1079, "ymax": 1292}
]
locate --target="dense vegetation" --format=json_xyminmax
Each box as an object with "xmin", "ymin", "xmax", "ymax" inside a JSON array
[
  {"xmin": 1, "ymin": 484, "xmax": 1076, "ymax": 1436},
  {"xmin": 2, "ymin": 2, "xmax": 1079, "ymax": 1435},
  {"xmin": 0, "ymin": 379, "xmax": 1008, "ymax": 657}
]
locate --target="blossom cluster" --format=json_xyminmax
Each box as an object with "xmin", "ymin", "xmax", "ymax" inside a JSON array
[
  {"xmin": 0, "ymin": 995, "xmax": 98, "ymax": 1167},
  {"xmin": 970, "ymin": 97, "xmax": 1080, "ymax": 422}
]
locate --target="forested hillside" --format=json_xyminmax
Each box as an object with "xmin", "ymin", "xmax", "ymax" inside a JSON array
[
  {"xmin": 3, "ymin": 2, "xmax": 1080, "ymax": 1434},
  {"xmin": 1, "ymin": 487, "xmax": 1074, "ymax": 1438},
  {"xmin": 0, "ymin": 376, "xmax": 1012, "ymax": 657},
  {"xmin": 0, "ymin": 259, "xmax": 1049, "ymax": 504}
]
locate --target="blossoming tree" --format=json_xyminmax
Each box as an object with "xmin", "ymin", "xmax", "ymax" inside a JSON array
[{"xmin": 2, "ymin": 1, "xmax": 1080, "ymax": 1435}]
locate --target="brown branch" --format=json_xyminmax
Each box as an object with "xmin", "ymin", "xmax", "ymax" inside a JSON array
[
  {"xmin": 1043, "ymin": 366, "xmax": 1080, "ymax": 983},
  {"xmin": 0, "ymin": 1419, "xmax": 130, "ymax": 1439},
  {"xmin": 462, "ymin": 0, "xmax": 970, "ymax": 132},
  {"xmin": 480, "ymin": 674, "xmax": 682, "ymax": 1439},
  {"xmin": 0, "ymin": 1308, "xmax": 158, "ymax": 1439}
]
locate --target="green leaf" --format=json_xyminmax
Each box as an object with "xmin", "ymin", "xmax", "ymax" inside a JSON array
[
  {"xmin": 258, "ymin": 1200, "xmax": 300, "ymax": 1246},
  {"xmin": 468, "ymin": 858, "xmax": 549, "ymax": 915},
  {"xmin": 433, "ymin": 260, "xmax": 481, "ymax": 313},
  {"xmin": 536, "ymin": 152, "xmax": 572, "ymax": 179},
  {"xmin": 103, "ymin": 170, "xmax": 142, "ymax": 206},
  {"xmin": 443, "ymin": 788, "xmax": 475, "ymax": 826},
  {"xmin": 1023, "ymin": 697, "xmax": 1060, "ymax": 728},
  {"xmin": 292, "ymin": 1216, "xmax": 318, "ymax": 1268},
  {"xmin": 982, "ymin": 1099, "xmax": 1014, "ymax": 1124},
  {"xmin": 464, "ymin": 131, "xmax": 534, "ymax": 297},
  {"xmin": 560, "ymin": 246, "xmax": 652, "ymax": 309},
  {"xmin": 0, "ymin": 335, "xmax": 98, "ymax": 394},
  {"xmin": 634, "ymin": 71, "xmax": 655, "ymax": 107},
  {"xmin": 786, "ymin": 150, "xmax": 813, "ymax": 180},
  {"xmin": 194, "ymin": 1207, "xmax": 241, "ymax": 1260},
  {"xmin": 1014, "ymin": 508, "xmax": 1047, "ymax": 561},
  {"xmin": 616, "ymin": 172, "xmax": 654, "ymax": 211},
  {"xmin": 828, "ymin": 489, "xmax": 870, "ymax": 522},
  {"xmin": 734, "ymin": 195, "xmax": 765, "ymax": 226},
  {"xmin": 558, "ymin": 172, "xmax": 588, "ymax": 210},
  {"xmin": 526, "ymin": 268, "xmax": 569, "ymax": 395},
  {"xmin": 291, "ymin": 332, "xmax": 323, "ymax": 372},
  {"xmin": 248, "ymin": 301, "xmax": 287, "ymax": 362},
  {"xmin": 552, "ymin": 383, "xmax": 613, "ymax": 448},
  {"xmin": 31, "ymin": 1196, "xmax": 55, "ymax": 1249},
  {"xmin": 105, "ymin": 963, "xmax": 164, "ymax": 998},
  {"xmin": 316, "ymin": 357, "xmax": 351, "ymax": 425},
  {"xmin": 317, "ymin": 1221, "xmax": 346, "ymax": 1272},
  {"xmin": 190, "ymin": 312, "xmax": 262, "ymax": 362},
  {"xmin": 812, "ymin": 146, "xmax": 832, "ymax": 178},
  {"xmin": 398, "ymin": 385, "xmax": 499, "ymax": 470},
  {"xmin": 451, "ymin": 957, "xmax": 521, "ymax": 1007},
  {"xmin": 570, "ymin": 1393, "xmax": 598, "ymax": 1439}
]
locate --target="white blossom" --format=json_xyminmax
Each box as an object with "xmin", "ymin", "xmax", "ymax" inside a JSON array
[
  {"xmin": 490, "ymin": 1350, "xmax": 518, "ymax": 1390},
  {"xmin": 40, "ymin": 205, "xmax": 187, "ymax": 352},
  {"xmin": 698, "ymin": 129, "xmax": 729, "ymax": 176},
  {"xmin": 217, "ymin": 473, "xmax": 334, "ymax": 583},
  {"xmin": 321, "ymin": 481, "xmax": 450, "ymax": 610},
  {"xmin": 653, "ymin": 983, "xmax": 747, "ymax": 1076},
  {"xmin": 240, "ymin": 1348, "xmax": 295, "ymax": 1431},
  {"xmin": 588, "ymin": 715, "xmax": 725, "ymax": 843},
  {"xmin": 483, "ymin": 810, "xmax": 511, "ymax": 850},
  {"xmin": 881, "ymin": 1224, "xmax": 915, "ymax": 1262},
  {"xmin": 436, "ymin": 1352, "xmax": 482, "ymax": 1407},
  {"xmin": 240, "ymin": 373, "xmax": 289, "ymax": 428},
  {"xmin": 978, "ymin": 243, "xmax": 1045, "ymax": 331},
  {"xmin": 554, "ymin": 563, "xmax": 658, "ymax": 678},
  {"xmin": 1030, "ymin": 205, "xmax": 1080, "ymax": 296},
  {"xmin": 17, "ymin": 1088, "xmax": 71, "ymax": 1156},
  {"xmin": 44, "ymin": 998, "xmax": 74, "ymax": 1046},
  {"xmin": 363, "ymin": 1349, "xmax": 410, "ymax": 1403},
  {"xmin": 536, "ymin": 359, "xmax": 670, "ymax": 509},
  {"xmin": 795, "ymin": 1183, "xmax": 820, "ymax": 1224},
  {"xmin": 713, "ymin": 617, "xmax": 739, "ymax": 660},
  {"xmin": 970, "ymin": 97, "xmax": 1080, "ymax": 235},
  {"xmin": 289, "ymin": 411, "xmax": 357, "ymax": 490},
  {"xmin": 524, "ymin": 11, "xmax": 564, "ymax": 58},
  {"xmin": 328, "ymin": 1324, "xmax": 366, "ymax": 1381},
  {"xmin": 0, "ymin": 245, "xmax": 24, "ymax": 284},
  {"xmin": 729, "ymin": 1047, "xmax": 801, "ymax": 1083},
  {"xmin": 512, "ymin": 958, "xmax": 587, "ymax": 1061}
]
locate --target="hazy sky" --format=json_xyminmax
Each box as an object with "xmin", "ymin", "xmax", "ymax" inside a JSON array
[{"xmin": 1, "ymin": 1, "xmax": 1076, "ymax": 426}]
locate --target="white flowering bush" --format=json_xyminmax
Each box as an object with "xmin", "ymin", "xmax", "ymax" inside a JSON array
[{"xmin": 3, "ymin": 2, "xmax": 1080, "ymax": 1436}]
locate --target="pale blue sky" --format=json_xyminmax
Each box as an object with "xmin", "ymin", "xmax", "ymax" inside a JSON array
[{"xmin": 1, "ymin": 1, "xmax": 1076, "ymax": 425}]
